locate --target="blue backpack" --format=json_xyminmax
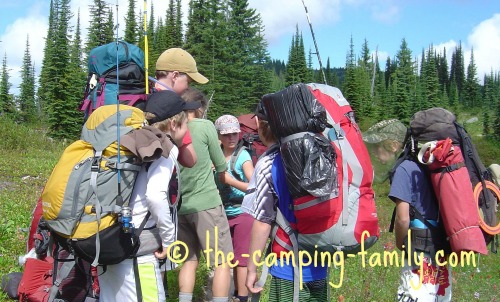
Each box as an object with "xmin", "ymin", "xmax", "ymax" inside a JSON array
[{"xmin": 80, "ymin": 41, "xmax": 148, "ymax": 118}]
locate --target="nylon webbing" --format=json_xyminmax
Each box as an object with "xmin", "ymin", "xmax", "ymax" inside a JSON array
[
  {"xmin": 333, "ymin": 124, "xmax": 349, "ymax": 226},
  {"xmin": 90, "ymin": 150, "xmax": 103, "ymax": 267}
]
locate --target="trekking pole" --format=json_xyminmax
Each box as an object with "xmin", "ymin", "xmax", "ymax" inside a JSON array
[
  {"xmin": 144, "ymin": 0, "xmax": 149, "ymax": 94},
  {"xmin": 300, "ymin": 0, "xmax": 327, "ymax": 85},
  {"xmin": 202, "ymin": 91, "xmax": 215, "ymax": 119},
  {"xmin": 115, "ymin": 0, "xmax": 121, "ymax": 186}
]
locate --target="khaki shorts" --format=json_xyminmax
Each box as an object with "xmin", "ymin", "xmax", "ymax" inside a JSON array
[{"xmin": 177, "ymin": 205, "xmax": 233, "ymax": 266}]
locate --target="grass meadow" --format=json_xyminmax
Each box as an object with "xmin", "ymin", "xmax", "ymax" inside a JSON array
[{"xmin": 0, "ymin": 114, "xmax": 498, "ymax": 301}]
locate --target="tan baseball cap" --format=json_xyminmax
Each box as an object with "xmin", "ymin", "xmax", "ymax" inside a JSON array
[{"xmin": 156, "ymin": 48, "xmax": 209, "ymax": 84}]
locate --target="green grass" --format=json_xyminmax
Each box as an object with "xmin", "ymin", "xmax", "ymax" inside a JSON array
[{"xmin": 0, "ymin": 115, "xmax": 498, "ymax": 302}]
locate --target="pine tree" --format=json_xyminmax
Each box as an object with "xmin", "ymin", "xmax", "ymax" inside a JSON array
[
  {"xmin": 393, "ymin": 38, "xmax": 415, "ymax": 122},
  {"xmin": 483, "ymin": 111, "xmax": 490, "ymax": 135},
  {"xmin": 18, "ymin": 35, "xmax": 37, "ymax": 122},
  {"xmin": 47, "ymin": 0, "xmax": 82, "ymax": 139},
  {"xmin": 174, "ymin": 0, "xmax": 183, "ymax": 47},
  {"xmin": 67, "ymin": 9, "xmax": 86, "ymax": 124},
  {"xmin": 421, "ymin": 45, "xmax": 440, "ymax": 110},
  {"xmin": 449, "ymin": 42, "xmax": 465, "ymax": 105},
  {"xmin": 146, "ymin": 1, "xmax": 156, "ymax": 72},
  {"xmin": 356, "ymin": 38, "xmax": 372, "ymax": 119},
  {"xmin": 437, "ymin": 48, "xmax": 449, "ymax": 93},
  {"xmin": 184, "ymin": 0, "xmax": 227, "ymax": 118},
  {"xmin": 163, "ymin": 0, "xmax": 176, "ymax": 49},
  {"xmin": 164, "ymin": 0, "xmax": 183, "ymax": 49},
  {"xmin": 343, "ymin": 36, "xmax": 358, "ymax": 108},
  {"xmin": 285, "ymin": 26, "xmax": 308, "ymax": 86},
  {"xmin": 463, "ymin": 48, "xmax": 480, "ymax": 108},
  {"xmin": 86, "ymin": 0, "xmax": 114, "ymax": 52},
  {"xmin": 124, "ymin": 0, "xmax": 137, "ymax": 44},
  {"xmin": 38, "ymin": 0, "xmax": 58, "ymax": 116},
  {"xmin": 0, "ymin": 53, "xmax": 14, "ymax": 116},
  {"xmin": 495, "ymin": 87, "xmax": 500, "ymax": 138}
]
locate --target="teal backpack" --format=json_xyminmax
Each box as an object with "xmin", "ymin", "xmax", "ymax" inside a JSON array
[{"xmin": 79, "ymin": 41, "xmax": 148, "ymax": 118}]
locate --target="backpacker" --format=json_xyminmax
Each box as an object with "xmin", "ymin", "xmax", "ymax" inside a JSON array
[
  {"xmin": 41, "ymin": 104, "xmax": 147, "ymax": 268},
  {"xmin": 261, "ymin": 83, "xmax": 379, "ymax": 255},
  {"xmin": 217, "ymin": 114, "xmax": 267, "ymax": 206},
  {"xmin": 79, "ymin": 41, "xmax": 148, "ymax": 118},
  {"xmin": 390, "ymin": 107, "xmax": 499, "ymax": 254}
]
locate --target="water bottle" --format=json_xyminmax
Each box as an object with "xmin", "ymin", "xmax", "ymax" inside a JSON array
[{"xmin": 121, "ymin": 206, "xmax": 133, "ymax": 233}]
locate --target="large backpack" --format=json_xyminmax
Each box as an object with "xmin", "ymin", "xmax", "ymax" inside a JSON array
[
  {"xmin": 390, "ymin": 107, "xmax": 499, "ymax": 254},
  {"xmin": 233, "ymin": 113, "xmax": 267, "ymax": 167},
  {"xmin": 255, "ymin": 83, "xmax": 379, "ymax": 302},
  {"xmin": 42, "ymin": 104, "xmax": 148, "ymax": 268},
  {"xmin": 0, "ymin": 196, "xmax": 100, "ymax": 301},
  {"xmin": 79, "ymin": 41, "xmax": 148, "ymax": 118},
  {"xmin": 261, "ymin": 83, "xmax": 379, "ymax": 255}
]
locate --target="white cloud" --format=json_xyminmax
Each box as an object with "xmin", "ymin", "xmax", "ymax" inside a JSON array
[
  {"xmin": 370, "ymin": 2, "xmax": 400, "ymax": 24},
  {"xmin": 248, "ymin": 0, "xmax": 342, "ymax": 45},
  {"xmin": 465, "ymin": 13, "xmax": 500, "ymax": 80},
  {"xmin": 0, "ymin": 2, "xmax": 47, "ymax": 94},
  {"xmin": 375, "ymin": 50, "xmax": 390, "ymax": 66}
]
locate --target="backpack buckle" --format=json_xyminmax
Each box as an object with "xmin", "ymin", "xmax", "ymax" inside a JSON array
[{"xmin": 91, "ymin": 156, "xmax": 101, "ymax": 172}]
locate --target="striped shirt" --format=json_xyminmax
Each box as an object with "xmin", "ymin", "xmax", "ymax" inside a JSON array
[{"xmin": 241, "ymin": 144, "xmax": 279, "ymax": 224}]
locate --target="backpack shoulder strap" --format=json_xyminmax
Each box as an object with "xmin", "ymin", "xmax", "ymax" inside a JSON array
[
  {"xmin": 229, "ymin": 142, "xmax": 248, "ymax": 182},
  {"xmin": 389, "ymin": 203, "xmax": 438, "ymax": 233}
]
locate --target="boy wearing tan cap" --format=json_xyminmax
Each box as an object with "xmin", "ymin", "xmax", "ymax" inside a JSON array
[
  {"xmin": 153, "ymin": 48, "xmax": 208, "ymax": 168},
  {"xmin": 154, "ymin": 48, "xmax": 208, "ymax": 95}
]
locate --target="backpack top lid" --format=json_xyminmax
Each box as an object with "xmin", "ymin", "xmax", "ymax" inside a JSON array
[
  {"xmin": 410, "ymin": 107, "xmax": 459, "ymax": 144},
  {"xmin": 261, "ymin": 83, "xmax": 329, "ymax": 138},
  {"xmin": 81, "ymin": 105, "xmax": 145, "ymax": 152},
  {"xmin": 88, "ymin": 41, "xmax": 145, "ymax": 75}
]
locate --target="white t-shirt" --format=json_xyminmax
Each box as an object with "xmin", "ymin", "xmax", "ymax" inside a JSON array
[
  {"xmin": 99, "ymin": 147, "xmax": 179, "ymax": 302},
  {"xmin": 130, "ymin": 146, "xmax": 178, "ymax": 248}
]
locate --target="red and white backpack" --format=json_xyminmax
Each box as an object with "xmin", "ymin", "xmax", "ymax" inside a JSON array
[
  {"xmin": 254, "ymin": 83, "xmax": 379, "ymax": 302},
  {"xmin": 264, "ymin": 83, "xmax": 379, "ymax": 255}
]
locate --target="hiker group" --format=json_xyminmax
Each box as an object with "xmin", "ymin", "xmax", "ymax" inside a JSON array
[{"xmin": 3, "ymin": 41, "xmax": 500, "ymax": 302}]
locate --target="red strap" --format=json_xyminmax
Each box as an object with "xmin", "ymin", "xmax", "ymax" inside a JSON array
[{"xmin": 91, "ymin": 266, "xmax": 100, "ymax": 295}]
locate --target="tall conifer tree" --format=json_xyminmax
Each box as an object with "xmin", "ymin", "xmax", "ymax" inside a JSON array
[
  {"xmin": 449, "ymin": 42, "xmax": 465, "ymax": 105},
  {"xmin": 393, "ymin": 38, "xmax": 415, "ymax": 122},
  {"xmin": 463, "ymin": 48, "xmax": 480, "ymax": 108},
  {"xmin": 48, "ymin": 0, "xmax": 82, "ymax": 139},
  {"xmin": 38, "ymin": 0, "xmax": 58, "ymax": 115},
  {"xmin": 0, "ymin": 53, "xmax": 14, "ymax": 116},
  {"xmin": 86, "ymin": 0, "xmax": 114, "ymax": 52},
  {"xmin": 124, "ymin": 0, "xmax": 137, "ymax": 44},
  {"xmin": 18, "ymin": 36, "xmax": 37, "ymax": 122},
  {"xmin": 343, "ymin": 36, "xmax": 360, "ymax": 112},
  {"xmin": 421, "ymin": 45, "xmax": 440, "ymax": 110}
]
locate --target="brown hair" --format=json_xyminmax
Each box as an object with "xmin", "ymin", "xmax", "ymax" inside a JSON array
[
  {"xmin": 181, "ymin": 87, "xmax": 208, "ymax": 118},
  {"xmin": 144, "ymin": 111, "xmax": 187, "ymax": 132},
  {"xmin": 258, "ymin": 119, "xmax": 276, "ymax": 145},
  {"xmin": 155, "ymin": 70, "xmax": 170, "ymax": 80}
]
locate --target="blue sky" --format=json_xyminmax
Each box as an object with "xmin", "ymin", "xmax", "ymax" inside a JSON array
[{"xmin": 1, "ymin": 0, "xmax": 500, "ymax": 95}]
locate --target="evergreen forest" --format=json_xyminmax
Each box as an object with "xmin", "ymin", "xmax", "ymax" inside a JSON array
[{"xmin": 0, "ymin": 0, "xmax": 500, "ymax": 141}]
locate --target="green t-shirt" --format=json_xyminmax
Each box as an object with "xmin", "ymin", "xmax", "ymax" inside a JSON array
[{"xmin": 179, "ymin": 118, "xmax": 226, "ymax": 215}]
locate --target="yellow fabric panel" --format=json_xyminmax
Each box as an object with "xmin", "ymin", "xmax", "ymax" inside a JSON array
[
  {"xmin": 70, "ymin": 215, "xmax": 117, "ymax": 239},
  {"xmin": 42, "ymin": 140, "xmax": 94, "ymax": 220},
  {"xmin": 84, "ymin": 105, "xmax": 145, "ymax": 131},
  {"xmin": 137, "ymin": 262, "xmax": 160, "ymax": 302}
]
